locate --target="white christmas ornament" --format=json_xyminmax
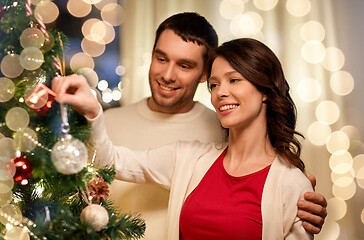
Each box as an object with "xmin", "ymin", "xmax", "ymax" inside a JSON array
[
  {"xmin": 80, "ymin": 204, "xmax": 109, "ymax": 232},
  {"xmin": 51, "ymin": 134, "xmax": 88, "ymax": 175}
]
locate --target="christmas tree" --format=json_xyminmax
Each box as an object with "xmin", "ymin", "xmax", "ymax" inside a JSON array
[{"xmin": 0, "ymin": 1, "xmax": 145, "ymax": 239}]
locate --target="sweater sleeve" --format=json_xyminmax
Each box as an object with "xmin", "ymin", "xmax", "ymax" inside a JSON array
[
  {"xmin": 282, "ymin": 168, "xmax": 314, "ymax": 240},
  {"xmin": 89, "ymin": 110, "xmax": 176, "ymax": 189}
]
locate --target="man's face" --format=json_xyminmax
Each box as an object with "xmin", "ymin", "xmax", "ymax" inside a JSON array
[{"xmin": 148, "ymin": 29, "xmax": 207, "ymax": 113}]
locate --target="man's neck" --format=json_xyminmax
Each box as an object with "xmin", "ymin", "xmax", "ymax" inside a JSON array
[{"xmin": 146, "ymin": 97, "xmax": 195, "ymax": 114}]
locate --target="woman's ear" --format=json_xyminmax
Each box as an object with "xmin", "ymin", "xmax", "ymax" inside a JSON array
[{"xmin": 263, "ymin": 94, "xmax": 268, "ymax": 103}]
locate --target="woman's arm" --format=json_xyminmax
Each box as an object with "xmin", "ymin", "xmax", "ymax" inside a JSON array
[{"xmin": 52, "ymin": 74, "xmax": 176, "ymax": 188}]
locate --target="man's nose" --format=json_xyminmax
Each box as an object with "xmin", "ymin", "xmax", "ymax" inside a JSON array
[{"xmin": 162, "ymin": 63, "xmax": 176, "ymax": 82}]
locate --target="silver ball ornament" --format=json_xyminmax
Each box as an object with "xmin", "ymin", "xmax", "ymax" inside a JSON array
[
  {"xmin": 80, "ymin": 204, "xmax": 109, "ymax": 232},
  {"xmin": 51, "ymin": 134, "xmax": 88, "ymax": 175}
]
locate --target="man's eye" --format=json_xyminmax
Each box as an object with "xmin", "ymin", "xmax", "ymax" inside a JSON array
[
  {"xmin": 157, "ymin": 57, "xmax": 166, "ymax": 62},
  {"xmin": 181, "ymin": 64, "xmax": 191, "ymax": 69}
]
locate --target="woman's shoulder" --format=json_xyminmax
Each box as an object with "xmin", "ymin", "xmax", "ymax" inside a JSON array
[{"xmin": 271, "ymin": 156, "xmax": 312, "ymax": 188}]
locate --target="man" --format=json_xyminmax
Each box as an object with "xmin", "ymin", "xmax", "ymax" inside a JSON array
[{"xmin": 53, "ymin": 12, "xmax": 327, "ymax": 239}]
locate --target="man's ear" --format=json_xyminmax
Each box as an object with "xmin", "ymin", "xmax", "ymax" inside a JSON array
[{"xmin": 199, "ymin": 71, "xmax": 208, "ymax": 83}]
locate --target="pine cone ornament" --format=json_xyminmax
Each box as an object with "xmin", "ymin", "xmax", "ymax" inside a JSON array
[{"xmin": 87, "ymin": 177, "xmax": 109, "ymax": 202}]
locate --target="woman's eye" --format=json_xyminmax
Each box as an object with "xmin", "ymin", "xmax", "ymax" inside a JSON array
[
  {"xmin": 209, "ymin": 83, "xmax": 217, "ymax": 89},
  {"xmin": 230, "ymin": 78, "xmax": 240, "ymax": 83}
]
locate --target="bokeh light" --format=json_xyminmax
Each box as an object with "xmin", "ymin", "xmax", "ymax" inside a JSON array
[
  {"xmin": 115, "ymin": 65, "xmax": 126, "ymax": 76},
  {"xmin": 5, "ymin": 108, "xmax": 30, "ymax": 132},
  {"xmin": 81, "ymin": 38, "xmax": 106, "ymax": 57},
  {"xmin": 230, "ymin": 13, "xmax": 262, "ymax": 36},
  {"xmin": 301, "ymin": 40, "xmax": 326, "ymax": 64},
  {"xmin": 13, "ymin": 128, "xmax": 38, "ymax": 152},
  {"xmin": 326, "ymin": 131, "xmax": 350, "ymax": 154},
  {"xmin": 0, "ymin": 77, "xmax": 15, "ymax": 102},
  {"xmin": 0, "ymin": 179, "xmax": 14, "ymax": 194},
  {"xmin": 355, "ymin": 167, "xmax": 364, "ymax": 189},
  {"xmin": 321, "ymin": 47, "xmax": 345, "ymax": 71},
  {"xmin": 331, "ymin": 170, "xmax": 354, "ymax": 187},
  {"xmin": 82, "ymin": 18, "xmax": 115, "ymax": 44},
  {"xmin": 332, "ymin": 180, "xmax": 356, "ymax": 200},
  {"xmin": 253, "ymin": 0, "xmax": 278, "ymax": 11},
  {"xmin": 83, "ymin": 0, "xmax": 102, "ymax": 4},
  {"xmin": 297, "ymin": 77, "xmax": 321, "ymax": 102},
  {"xmin": 300, "ymin": 20, "xmax": 325, "ymax": 42},
  {"xmin": 219, "ymin": 0, "xmax": 245, "ymax": 20},
  {"xmin": 0, "ymin": 138, "xmax": 17, "ymax": 162},
  {"xmin": 102, "ymin": 88, "xmax": 112, "ymax": 103},
  {"xmin": 69, "ymin": 52, "xmax": 95, "ymax": 72},
  {"xmin": 307, "ymin": 121, "xmax": 332, "ymax": 146},
  {"xmin": 330, "ymin": 71, "xmax": 354, "ymax": 96},
  {"xmin": 353, "ymin": 154, "xmax": 364, "ymax": 176},
  {"xmin": 101, "ymin": 3, "xmax": 125, "ymax": 26},
  {"xmin": 315, "ymin": 100, "xmax": 340, "ymax": 125},
  {"xmin": 112, "ymin": 88, "xmax": 122, "ymax": 101},
  {"xmin": 34, "ymin": 1, "xmax": 59, "ymax": 24},
  {"xmin": 95, "ymin": 0, "xmax": 117, "ymax": 10},
  {"xmin": 98, "ymin": 80, "xmax": 108, "ymax": 91},
  {"xmin": 20, "ymin": 28, "xmax": 45, "ymax": 49},
  {"xmin": 76, "ymin": 68, "xmax": 99, "ymax": 88},
  {"xmin": 327, "ymin": 197, "xmax": 347, "ymax": 220},
  {"xmin": 361, "ymin": 209, "xmax": 364, "ymax": 224},
  {"xmin": 67, "ymin": 0, "xmax": 92, "ymax": 18},
  {"xmin": 0, "ymin": 192, "xmax": 12, "ymax": 207},
  {"xmin": 19, "ymin": 47, "xmax": 44, "ymax": 71},
  {"xmin": 0, "ymin": 160, "xmax": 15, "ymax": 181},
  {"xmin": 286, "ymin": 0, "xmax": 311, "ymax": 17},
  {"xmin": 0, "ymin": 54, "xmax": 24, "ymax": 78},
  {"xmin": 317, "ymin": 221, "xmax": 340, "ymax": 240},
  {"xmin": 4, "ymin": 226, "xmax": 30, "ymax": 240},
  {"xmin": 0, "ymin": 204, "xmax": 22, "ymax": 225},
  {"xmin": 329, "ymin": 150, "xmax": 352, "ymax": 174}
]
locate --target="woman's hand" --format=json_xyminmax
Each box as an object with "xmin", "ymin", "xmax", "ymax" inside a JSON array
[{"xmin": 52, "ymin": 74, "xmax": 101, "ymax": 119}]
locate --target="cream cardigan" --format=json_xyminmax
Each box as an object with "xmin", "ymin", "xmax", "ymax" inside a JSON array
[{"xmin": 90, "ymin": 111, "xmax": 313, "ymax": 240}]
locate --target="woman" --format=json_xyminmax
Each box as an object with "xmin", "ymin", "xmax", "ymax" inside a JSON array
[{"xmin": 53, "ymin": 38, "xmax": 313, "ymax": 239}]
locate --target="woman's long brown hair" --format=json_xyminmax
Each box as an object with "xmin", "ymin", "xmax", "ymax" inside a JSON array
[{"xmin": 209, "ymin": 38, "xmax": 305, "ymax": 172}]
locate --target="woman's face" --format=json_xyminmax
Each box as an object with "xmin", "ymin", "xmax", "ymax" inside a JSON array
[{"xmin": 209, "ymin": 56, "xmax": 267, "ymax": 130}]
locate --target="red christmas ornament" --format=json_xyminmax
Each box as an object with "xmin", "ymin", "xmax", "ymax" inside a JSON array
[
  {"xmin": 26, "ymin": 83, "xmax": 57, "ymax": 116},
  {"xmin": 12, "ymin": 156, "xmax": 32, "ymax": 182}
]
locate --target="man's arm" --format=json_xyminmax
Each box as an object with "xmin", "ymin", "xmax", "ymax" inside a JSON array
[{"xmin": 297, "ymin": 175, "xmax": 327, "ymax": 234}]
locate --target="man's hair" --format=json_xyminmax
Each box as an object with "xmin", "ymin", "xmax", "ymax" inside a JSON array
[
  {"xmin": 210, "ymin": 38, "xmax": 305, "ymax": 173},
  {"xmin": 153, "ymin": 12, "xmax": 218, "ymax": 73}
]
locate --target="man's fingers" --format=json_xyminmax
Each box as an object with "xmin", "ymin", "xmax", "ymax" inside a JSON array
[
  {"xmin": 298, "ymin": 199, "xmax": 327, "ymax": 218},
  {"xmin": 308, "ymin": 175, "xmax": 316, "ymax": 190},
  {"xmin": 304, "ymin": 192, "xmax": 328, "ymax": 208},
  {"xmin": 301, "ymin": 220, "xmax": 321, "ymax": 234}
]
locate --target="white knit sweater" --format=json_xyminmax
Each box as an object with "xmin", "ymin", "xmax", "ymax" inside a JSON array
[{"xmin": 90, "ymin": 111, "xmax": 313, "ymax": 240}]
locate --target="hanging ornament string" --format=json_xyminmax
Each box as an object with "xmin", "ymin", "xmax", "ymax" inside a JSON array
[
  {"xmin": 35, "ymin": 13, "xmax": 49, "ymax": 42},
  {"xmin": 51, "ymin": 34, "xmax": 88, "ymax": 175},
  {"xmin": 26, "ymin": 0, "xmax": 32, "ymax": 16},
  {"xmin": 56, "ymin": 32, "xmax": 69, "ymax": 134}
]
